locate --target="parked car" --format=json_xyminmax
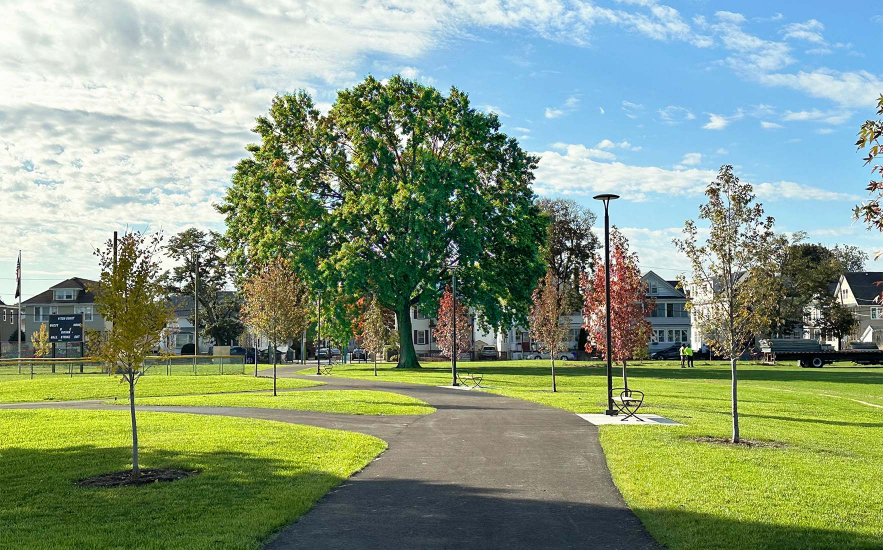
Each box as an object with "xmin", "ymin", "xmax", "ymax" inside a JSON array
[
  {"xmin": 479, "ymin": 346, "xmax": 499, "ymax": 359},
  {"xmin": 316, "ymin": 347, "xmax": 342, "ymax": 360},
  {"xmin": 246, "ymin": 347, "xmax": 283, "ymax": 363},
  {"xmin": 527, "ymin": 351, "xmax": 551, "ymax": 360},
  {"xmin": 650, "ymin": 345, "xmax": 681, "ymax": 360},
  {"xmin": 352, "ymin": 348, "xmax": 367, "ymax": 361},
  {"xmin": 557, "ymin": 350, "xmax": 578, "ymax": 361},
  {"xmin": 229, "ymin": 346, "xmax": 246, "ymax": 357}
]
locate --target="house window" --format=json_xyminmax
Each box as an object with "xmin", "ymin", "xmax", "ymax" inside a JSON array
[
  {"xmin": 413, "ymin": 330, "xmax": 429, "ymax": 345},
  {"xmin": 413, "ymin": 308, "xmax": 428, "ymax": 320},
  {"xmin": 55, "ymin": 289, "xmax": 74, "ymax": 300},
  {"xmin": 651, "ymin": 303, "xmax": 666, "ymax": 317},
  {"xmin": 872, "ymin": 308, "xmax": 883, "ymax": 320},
  {"xmin": 75, "ymin": 306, "xmax": 93, "ymax": 322},
  {"xmin": 842, "ymin": 289, "xmax": 849, "ymax": 299},
  {"xmin": 2, "ymin": 310, "xmax": 5, "ymax": 322},
  {"xmin": 34, "ymin": 306, "xmax": 57, "ymax": 322},
  {"xmin": 648, "ymin": 281, "xmax": 658, "ymax": 295}
]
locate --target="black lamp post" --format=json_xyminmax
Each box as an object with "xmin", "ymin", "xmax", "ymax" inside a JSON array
[
  {"xmin": 593, "ymin": 193, "xmax": 620, "ymax": 416},
  {"xmin": 450, "ymin": 263, "xmax": 460, "ymax": 387}
]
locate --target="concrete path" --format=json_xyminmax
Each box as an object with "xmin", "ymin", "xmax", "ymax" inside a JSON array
[{"xmin": 2, "ymin": 369, "xmax": 660, "ymax": 549}]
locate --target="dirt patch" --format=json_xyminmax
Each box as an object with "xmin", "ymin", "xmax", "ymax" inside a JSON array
[
  {"xmin": 691, "ymin": 436, "xmax": 787, "ymax": 449},
  {"xmin": 77, "ymin": 468, "xmax": 198, "ymax": 488}
]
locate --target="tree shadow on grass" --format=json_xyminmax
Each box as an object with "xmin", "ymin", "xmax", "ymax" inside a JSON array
[
  {"xmin": 265, "ymin": 476, "xmax": 883, "ymax": 550},
  {"xmin": 0, "ymin": 444, "xmax": 355, "ymax": 550},
  {"xmin": 741, "ymin": 413, "xmax": 883, "ymax": 429}
]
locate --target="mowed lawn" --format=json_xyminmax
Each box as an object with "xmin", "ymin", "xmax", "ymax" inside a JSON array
[
  {"xmin": 0, "ymin": 409, "xmax": 385, "ymax": 550},
  {"xmin": 0, "ymin": 374, "xmax": 322, "ymax": 403},
  {"xmin": 127, "ymin": 389, "xmax": 435, "ymax": 416},
  {"xmin": 321, "ymin": 359, "xmax": 883, "ymax": 550}
]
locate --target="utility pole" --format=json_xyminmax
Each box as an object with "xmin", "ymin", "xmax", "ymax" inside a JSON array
[
  {"xmin": 316, "ymin": 293, "xmax": 322, "ymax": 375},
  {"xmin": 193, "ymin": 251, "xmax": 199, "ymax": 373},
  {"xmin": 452, "ymin": 269, "xmax": 458, "ymax": 386}
]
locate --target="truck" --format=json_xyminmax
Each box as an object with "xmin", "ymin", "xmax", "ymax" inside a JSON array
[{"xmin": 758, "ymin": 339, "xmax": 883, "ymax": 368}]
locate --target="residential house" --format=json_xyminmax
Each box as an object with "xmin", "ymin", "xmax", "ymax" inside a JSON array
[
  {"xmin": 642, "ymin": 271, "xmax": 690, "ymax": 353},
  {"xmin": 21, "ymin": 278, "xmax": 106, "ymax": 357},
  {"xmin": 823, "ymin": 272, "xmax": 883, "ymax": 348},
  {"xmin": 162, "ymin": 293, "xmax": 239, "ymax": 355},
  {"xmin": 0, "ymin": 300, "xmax": 23, "ymax": 357}
]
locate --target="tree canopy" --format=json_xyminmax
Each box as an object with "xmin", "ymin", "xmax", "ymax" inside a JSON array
[
  {"xmin": 219, "ymin": 75, "xmax": 547, "ymax": 368},
  {"xmin": 165, "ymin": 228, "xmax": 244, "ymax": 346},
  {"xmin": 536, "ymin": 198, "xmax": 599, "ymax": 311},
  {"xmin": 854, "ymin": 93, "xmax": 883, "ymax": 234}
]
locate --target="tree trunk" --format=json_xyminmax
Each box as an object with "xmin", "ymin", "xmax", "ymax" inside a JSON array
[
  {"xmin": 128, "ymin": 373, "xmax": 139, "ymax": 480},
  {"xmin": 273, "ymin": 340, "xmax": 277, "ymax": 397},
  {"xmin": 254, "ymin": 344, "xmax": 258, "ymax": 377},
  {"xmin": 374, "ymin": 356, "xmax": 377, "ymax": 376},
  {"xmin": 551, "ymin": 357, "xmax": 557, "ymax": 392},
  {"xmin": 731, "ymin": 357, "xmax": 739, "ymax": 443},
  {"xmin": 622, "ymin": 359, "xmax": 629, "ymax": 390},
  {"xmin": 396, "ymin": 305, "xmax": 421, "ymax": 368}
]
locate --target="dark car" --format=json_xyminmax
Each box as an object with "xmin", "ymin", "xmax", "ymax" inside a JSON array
[
  {"xmin": 229, "ymin": 346, "xmax": 246, "ymax": 357},
  {"xmin": 246, "ymin": 347, "xmax": 283, "ymax": 363},
  {"xmin": 352, "ymin": 348, "xmax": 367, "ymax": 361},
  {"xmin": 479, "ymin": 346, "xmax": 499, "ymax": 359},
  {"xmin": 650, "ymin": 344, "xmax": 681, "ymax": 360},
  {"xmin": 316, "ymin": 347, "xmax": 341, "ymax": 360}
]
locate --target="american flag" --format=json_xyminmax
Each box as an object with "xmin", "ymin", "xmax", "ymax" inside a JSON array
[{"xmin": 14, "ymin": 251, "xmax": 20, "ymax": 300}]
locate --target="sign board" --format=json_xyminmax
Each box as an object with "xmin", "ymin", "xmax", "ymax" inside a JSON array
[{"xmin": 48, "ymin": 314, "xmax": 84, "ymax": 343}]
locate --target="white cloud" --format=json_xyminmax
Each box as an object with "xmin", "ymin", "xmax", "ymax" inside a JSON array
[
  {"xmin": 716, "ymin": 148, "xmax": 729, "ymax": 155},
  {"xmin": 782, "ymin": 108, "xmax": 852, "ymax": 125},
  {"xmin": 754, "ymin": 181, "xmax": 859, "ymax": 201},
  {"xmin": 759, "ymin": 69, "xmax": 883, "ymax": 108},
  {"xmin": 680, "ymin": 152, "xmax": 702, "ymax": 165},
  {"xmin": 550, "ymin": 142, "xmax": 617, "ymax": 161},
  {"xmin": 760, "ymin": 121, "xmax": 784, "ymax": 129},
  {"xmin": 596, "ymin": 139, "xmax": 641, "ymax": 151},
  {"xmin": 781, "ymin": 19, "xmax": 826, "ymax": 44},
  {"xmin": 599, "ymin": 107, "xmax": 605, "ymax": 115},
  {"xmin": 805, "ymin": 48, "xmax": 833, "ymax": 55},
  {"xmin": 622, "ymin": 101, "xmax": 644, "ymax": 119},
  {"xmin": 596, "ymin": 139, "xmax": 616, "ymax": 150},
  {"xmin": 815, "ymin": 128, "xmax": 835, "ymax": 135},
  {"xmin": 545, "ymin": 107, "xmax": 565, "ymax": 119},
  {"xmin": 657, "ymin": 105, "xmax": 696, "ymax": 124},
  {"xmin": 703, "ymin": 111, "xmax": 743, "ymax": 130},
  {"xmin": 481, "ymin": 105, "xmax": 510, "ymax": 117}
]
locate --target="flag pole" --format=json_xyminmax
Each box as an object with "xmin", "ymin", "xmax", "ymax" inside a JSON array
[{"xmin": 17, "ymin": 250, "xmax": 22, "ymax": 367}]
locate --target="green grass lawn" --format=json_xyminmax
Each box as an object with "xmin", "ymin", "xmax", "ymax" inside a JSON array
[
  {"xmin": 0, "ymin": 409, "xmax": 385, "ymax": 549},
  {"xmin": 123, "ymin": 390, "xmax": 435, "ymax": 416},
  {"xmin": 319, "ymin": 359, "xmax": 883, "ymax": 550},
  {"xmin": 0, "ymin": 375, "xmax": 322, "ymax": 404}
]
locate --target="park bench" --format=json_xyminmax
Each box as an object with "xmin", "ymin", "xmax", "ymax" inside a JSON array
[
  {"xmin": 319, "ymin": 361, "xmax": 335, "ymax": 375},
  {"xmin": 456, "ymin": 371, "xmax": 484, "ymax": 389},
  {"xmin": 611, "ymin": 388, "xmax": 644, "ymax": 421}
]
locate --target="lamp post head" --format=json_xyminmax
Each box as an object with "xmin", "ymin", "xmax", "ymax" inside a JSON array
[{"xmin": 592, "ymin": 193, "xmax": 620, "ymax": 202}]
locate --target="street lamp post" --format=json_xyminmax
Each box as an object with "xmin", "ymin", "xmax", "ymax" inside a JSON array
[
  {"xmin": 593, "ymin": 193, "xmax": 620, "ymax": 416},
  {"xmin": 451, "ymin": 266, "xmax": 459, "ymax": 387}
]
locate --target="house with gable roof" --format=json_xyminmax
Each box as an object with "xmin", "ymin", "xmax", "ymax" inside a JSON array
[{"xmin": 642, "ymin": 270, "xmax": 691, "ymax": 353}]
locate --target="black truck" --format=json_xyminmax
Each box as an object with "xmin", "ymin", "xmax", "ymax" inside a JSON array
[{"xmin": 759, "ymin": 339, "xmax": 883, "ymax": 368}]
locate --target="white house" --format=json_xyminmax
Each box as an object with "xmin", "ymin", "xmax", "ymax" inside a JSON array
[{"xmin": 642, "ymin": 271, "xmax": 691, "ymax": 353}]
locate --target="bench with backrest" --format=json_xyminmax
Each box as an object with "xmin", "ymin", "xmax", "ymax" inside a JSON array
[
  {"xmin": 319, "ymin": 360, "xmax": 335, "ymax": 375},
  {"xmin": 456, "ymin": 371, "xmax": 483, "ymax": 389},
  {"xmin": 611, "ymin": 388, "xmax": 644, "ymax": 421}
]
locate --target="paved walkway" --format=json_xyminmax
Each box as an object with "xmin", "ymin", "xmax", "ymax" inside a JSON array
[{"xmin": 2, "ymin": 369, "xmax": 659, "ymax": 549}]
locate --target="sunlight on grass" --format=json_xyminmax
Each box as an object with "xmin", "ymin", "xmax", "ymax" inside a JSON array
[
  {"xmin": 0, "ymin": 375, "xmax": 322, "ymax": 404},
  {"xmin": 124, "ymin": 390, "xmax": 435, "ymax": 416},
  {"xmin": 0, "ymin": 409, "xmax": 385, "ymax": 549}
]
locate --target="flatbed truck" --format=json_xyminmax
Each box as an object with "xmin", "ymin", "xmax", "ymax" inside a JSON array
[{"xmin": 759, "ymin": 339, "xmax": 883, "ymax": 368}]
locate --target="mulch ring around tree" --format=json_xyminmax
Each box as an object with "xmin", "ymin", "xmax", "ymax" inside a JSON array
[
  {"xmin": 77, "ymin": 468, "xmax": 199, "ymax": 488},
  {"xmin": 690, "ymin": 436, "xmax": 787, "ymax": 449}
]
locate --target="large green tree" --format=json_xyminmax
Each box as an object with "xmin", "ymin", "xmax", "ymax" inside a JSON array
[
  {"xmin": 536, "ymin": 198, "xmax": 599, "ymax": 311},
  {"xmin": 771, "ymin": 238, "xmax": 867, "ymax": 337},
  {"xmin": 165, "ymin": 228, "xmax": 244, "ymax": 346},
  {"xmin": 219, "ymin": 76, "xmax": 547, "ymax": 368}
]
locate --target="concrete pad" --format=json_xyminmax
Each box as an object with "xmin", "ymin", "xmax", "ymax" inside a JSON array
[{"xmin": 577, "ymin": 413, "xmax": 683, "ymax": 426}]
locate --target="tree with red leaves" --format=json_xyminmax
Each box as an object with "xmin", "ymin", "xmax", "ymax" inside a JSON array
[
  {"xmin": 529, "ymin": 269, "xmax": 568, "ymax": 392},
  {"xmin": 582, "ymin": 227, "xmax": 653, "ymax": 388},
  {"xmin": 435, "ymin": 285, "xmax": 472, "ymax": 359}
]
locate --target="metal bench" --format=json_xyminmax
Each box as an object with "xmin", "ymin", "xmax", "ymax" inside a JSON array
[
  {"xmin": 319, "ymin": 361, "xmax": 335, "ymax": 375},
  {"xmin": 611, "ymin": 388, "xmax": 644, "ymax": 421},
  {"xmin": 456, "ymin": 371, "xmax": 484, "ymax": 389}
]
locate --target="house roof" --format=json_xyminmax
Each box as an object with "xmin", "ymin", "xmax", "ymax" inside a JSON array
[
  {"xmin": 23, "ymin": 277, "xmax": 99, "ymax": 305},
  {"xmin": 641, "ymin": 271, "xmax": 686, "ymax": 298},
  {"xmin": 842, "ymin": 272, "xmax": 883, "ymax": 305}
]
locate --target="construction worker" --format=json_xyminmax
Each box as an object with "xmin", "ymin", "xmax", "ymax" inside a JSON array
[
  {"xmin": 679, "ymin": 344, "xmax": 686, "ymax": 368},
  {"xmin": 685, "ymin": 344, "xmax": 694, "ymax": 368}
]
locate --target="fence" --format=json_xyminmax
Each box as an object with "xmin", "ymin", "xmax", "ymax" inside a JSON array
[{"xmin": 0, "ymin": 355, "xmax": 248, "ymax": 379}]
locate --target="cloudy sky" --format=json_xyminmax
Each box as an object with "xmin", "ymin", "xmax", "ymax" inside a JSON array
[{"xmin": 2, "ymin": 0, "xmax": 882, "ymax": 301}]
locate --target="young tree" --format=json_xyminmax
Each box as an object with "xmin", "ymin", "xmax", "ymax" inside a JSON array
[
  {"xmin": 165, "ymin": 228, "xmax": 244, "ymax": 346},
  {"xmin": 528, "ymin": 269, "xmax": 568, "ymax": 392},
  {"xmin": 536, "ymin": 198, "xmax": 599, "ymax": 311},
  {"xmin": 811, "ymin": 297, "xmax": 858, "ymax": 344},
  {"xmin": 435, "ymin": 285, "xmax": 472, "ymax": 360},
  {"xmin": 92, "ymin": 231, "xmax": 174, "ymax": 480},
  {"xmin": 674, "ymin": 165, "xmax": 785, "ymax": 443},
  {"xmin": 219, "ymin": 75, "xmax": 547, "ymax": 368},
  {"xmin": 582, "ymin": 227, "xmax": 652, "ymax": 388},
  {"xmin": 32, "ymin": 323, "xmax": 51, "ymax": 358},
  {"xmin": 854, "ymin": 93, "xmax": 883, "ymax": 233},
  {"xmin": 360, "ymin": 296, "xmax": 392, "ymax": 376},
  {"xmin": 240, "ymin": 258, "xmax": 312, "ymax": 395}
]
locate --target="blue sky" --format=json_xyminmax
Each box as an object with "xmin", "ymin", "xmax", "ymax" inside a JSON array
[{"xmin": 1, "ymin": 0, "xmax": 882, "ymax": 301}]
